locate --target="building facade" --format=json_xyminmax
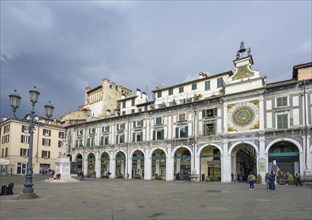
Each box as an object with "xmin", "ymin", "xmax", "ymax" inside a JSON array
[
  {"xmin": 63, "ymin": 47, "xmax": 312, "ymax": 182},
  {"xmin": 0, "ymin": 116, "xmax": 66, "ymax": 175}
]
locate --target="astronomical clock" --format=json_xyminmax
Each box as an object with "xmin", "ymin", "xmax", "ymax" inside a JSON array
[{"xmin": 227, "ymin": 101, "xmax": 259, "ymax": 131}]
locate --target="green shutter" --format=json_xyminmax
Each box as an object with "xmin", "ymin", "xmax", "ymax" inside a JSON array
[
  {"xmin": 133, "ymin": 133, "xmax": 135, "ymax": 142},
  {"xmin": 213, "ymin": 108, "xmax": 218, "ymax": 116},
  {"xmin": 185, "ymin": 126, "xmax": 188, "ymax": 137},
  {"xmin": 202, "ymin": 110, "xmax": 206, "ymax": 118},
  {"xmin": 205, "ymin": 81, "xmax": 210, "ymax": 90},
  {"xmin": 153, "ymin": 130, "xmax": 156, "ymax": 140},
  {"xmin": 176, "ymin": 127, "xmax": 179, "ymax": 138},
  {"xmin": 133, "ymin": 121, "xmax": 135, "ymax": 128},
  {"xmin": 161, "ymin": 130, "xmax": 164, "ymax": 140}
]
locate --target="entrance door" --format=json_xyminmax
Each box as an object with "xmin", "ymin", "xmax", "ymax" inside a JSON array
[
  {"xmin": 180, "ymin": 165, "xmax": 191, "ymax": 180},
  {"xmin": 17, "ymin": 162, "xmax": 27, "ymax": 175}
]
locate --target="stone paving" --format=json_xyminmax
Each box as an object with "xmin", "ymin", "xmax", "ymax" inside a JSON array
[{"xmin": 0, "ymin": 175, "xmax": 311, "ymax": 220}]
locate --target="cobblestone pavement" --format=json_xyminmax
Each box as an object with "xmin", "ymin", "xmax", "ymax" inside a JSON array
[{"xmin": 0, "ymin": 175, "xmax": 311, "ymax": 220}]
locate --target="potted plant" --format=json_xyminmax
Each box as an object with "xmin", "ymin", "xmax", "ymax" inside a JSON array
[
  {"xmin": 155, "ymin": 174, "xmax": 163, "ymax": 180},
  {"xmin": 257, "ymin": 174, "xmax": 262, "ymax": 184},
  {"xmin": 205, "ymin": 176, "xmax": 215, "ymax": 182},
  {"xmin": 287, "ymin": 173, "xmax": 295, "ymax": 185},
  {"xmin": 135, "ymin": 174, "xmax": 141, "ymax": 179},
  {"xmin": 116, "ymin": 173, "xmax": 124, "ymax": 179}
]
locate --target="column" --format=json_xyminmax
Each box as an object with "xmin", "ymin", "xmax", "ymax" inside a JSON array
[
  {"xmin": 95, "ymin": 152, "xmax": 101, "ymax": 178},
  {"xmin": 166, "ymin": 147, "xmax": 174, "ymax": 181},
  {"xmin": 258, "ymin": 136, "xmax": 266, "ymax": 184},
  {"xmin": 221, "ymin": 141, "xmax": 231, "ymax": 182},
  {"xmin": 110, "ymin": 152, "xmax": 115, "ymax": 178},
  {"xmin": 144, "ymin": 155, "xmax": 152, "ymax": 180}
]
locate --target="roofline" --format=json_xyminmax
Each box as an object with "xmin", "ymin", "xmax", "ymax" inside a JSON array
[
  {"xmin": 152, "ymin": 70, "xmax": 233, "ymax": 92},
  {"xmin": 86, "ymin": 85, "xmax": 102, "ymax": 94},
  {"xmin": 292, "ymin": 62, "xmax": 312, "ymax": 79}
]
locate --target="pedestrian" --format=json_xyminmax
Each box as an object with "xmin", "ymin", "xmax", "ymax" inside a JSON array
[
  {"xmin": 51, "ymin": 170, "xmax": 55, "ymax": 178},
  {"xmin": 296, "ymin": 172, "xmax": 303, "ymax": 186},
  {"xmin": 247, "ymin": 172, "xmax": 255, "ymax": 190},
  {"xmin": 265, "ymin": 173, "xmax": 270, "ymax": 189},
  {"xmin": 270, "ymin": 171, "xmax": 276, "ymax": 190},
  {"xmin": 231, "ymin": 173, "xmax": 234, "ymax": 182}
]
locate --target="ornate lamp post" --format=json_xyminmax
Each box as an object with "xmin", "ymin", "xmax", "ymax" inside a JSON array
[{"xmin": 9, "ymin": 86, "xmax": 54, "ymax": 199}]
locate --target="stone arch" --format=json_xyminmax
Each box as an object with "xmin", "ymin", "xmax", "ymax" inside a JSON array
[
  {"xmin": 149, "ymin": 147, "xmax": 168, "ymax": 158},
  {"xmin": 197, "ymin": 143, "xmax": 223, "ymax": 157},
  {"xmin": 171, "ymin": 145, "xmax": 193, "ymax": 157},
  {"xmin": 130, "ymin": 149, "xmax": 145, "ymax": 158},
  {"xmin": 228, "ymin": 141, "xmax": 259, "ymax": 156},
  {"xmin": 265, "ymin": 138, "xmax": 303, "ymax": 153},
  {"xmin": 113, "ymin": 150, "xmax": 127, "ymax": 159}
]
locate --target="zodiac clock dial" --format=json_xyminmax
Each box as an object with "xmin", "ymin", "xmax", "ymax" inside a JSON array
[{"xmin": 228, "ymin": 102, "xmax": 259, "ymax": 131}]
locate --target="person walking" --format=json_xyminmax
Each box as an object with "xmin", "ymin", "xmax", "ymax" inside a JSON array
[
  {"xmin": 265, "ymin": 173, "xmax": 270, "ymax": 189},
  {"xmin": 247, "ymin": 172, "xmax": 256, "ymax": 190},
  {"xmin": 296, "ymin": 172, "xmax": 303, "ymax": 186},
  {"xmin": 270, "ymin": 171, "xmax": 276, "ymax": 190}
]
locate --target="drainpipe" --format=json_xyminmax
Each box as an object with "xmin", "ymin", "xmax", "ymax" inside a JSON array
[{"xmin": 302, "ymin": 81, "xmax": 308, "ymax": 172}]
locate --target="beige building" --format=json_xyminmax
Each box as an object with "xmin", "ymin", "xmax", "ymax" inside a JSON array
[{"xmin": 0, "ymin": 116, "xmax": 66, "ymax": 175}]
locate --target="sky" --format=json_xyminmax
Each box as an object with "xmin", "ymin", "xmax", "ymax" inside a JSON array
[{"xmin": 1, "ymin": 1, "xmax": 311, "ymax": 119}]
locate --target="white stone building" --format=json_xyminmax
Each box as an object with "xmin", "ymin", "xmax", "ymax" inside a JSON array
[{"xmin": 64, "ymin": 44, "xmax": 312, "ymax": 183}]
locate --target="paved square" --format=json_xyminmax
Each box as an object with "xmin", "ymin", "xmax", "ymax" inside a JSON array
[{"xmin": 1, "ymin": 175, "xmax": 311, "ymax": 220}]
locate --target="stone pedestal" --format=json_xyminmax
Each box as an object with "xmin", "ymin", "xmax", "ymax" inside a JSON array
[
  {"xmin": 45, "ymin": 155, "xmax": 78, "ymax": 183},
  {"xmin": 190, "ymin": 169, "xmax": 199, "ymax": 182}
]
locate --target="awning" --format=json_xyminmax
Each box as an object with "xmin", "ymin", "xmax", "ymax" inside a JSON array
[{"xmin": 0, "ymin": 158, "xmax": 10, "ymax": 166}]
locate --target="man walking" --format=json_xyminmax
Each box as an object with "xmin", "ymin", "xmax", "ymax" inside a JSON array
[{"xmin": 247, "ymin": 172, "xmax": 255, "ymax": 190}]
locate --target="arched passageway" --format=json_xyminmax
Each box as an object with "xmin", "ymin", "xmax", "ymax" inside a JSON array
[
  {"xmin": 152, "ymin": 149, "xmax": 166, "ymax": 179},
  {"xmin": 268, "ymin": 141, "xmax": 300, "ymax": 176},
  {"xmin": 231, "ymin": 144, "xmax": 257, "ymax": 181},
  {"xmin": 87, "ymin": 153, "xmax": 96, "ymax": 176},
  {"xmin": 101, "ymin": 152, "xmax": 110, "ymax": 176},
  {"xmin": 132, "ymin": 150, "xmax": 144, "ymax": 178},
  {"xmin": 200, "ymin": 146, "xmax": 221, "ymax": 181},
  {"xmin": 115, "ymin": 151, "xmax": 126, "ymax": 178},
  {"xmin": 174, "ymin": 147, "xmax": 191, "ymax": 180},
  {"xmin": 75, "ymin": 154, "xmax": 83, "ymax": 173}
]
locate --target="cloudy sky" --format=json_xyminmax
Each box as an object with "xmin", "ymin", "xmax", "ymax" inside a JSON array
[{"xmin": 1, "ymin": 1, "xmax": 311, "ymax": 119}]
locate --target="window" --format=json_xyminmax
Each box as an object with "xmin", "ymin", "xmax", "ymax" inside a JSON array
[
  {"xmin": 58, "ymin": 141, "xmax": 63, "ymax": 148},
  {"xmin": 20, "ymin": 148, "xmax": 29, "ymax": 157},
  {"xmin": 192, "ymin": 83, "xmax": 197, "ymax": 90},
  {"xmin": 205, "ymin": 81, "xmax": 210, "ymax": 91},
  {"xmin": 217, "ymin": 78, "xmax": 223, "ymax": 88},
  {"xmin": 131, "ymin": 99, "xmax": 135, "ymax": 106},
  {"xmin": 203, "ymin": 123, "xmax": 216, "ymax": 136},
  {"xmin": 22, "ymin": 125, "xmax": 30, "ymax": 133},
  {"xmin": 42, "ymin": 150, "xmax": 50, "ymax": 159},
  {"xmin": 89, "ymin": 128, "xmax": 96, "ymax": 135},
  {"xmin": 133, "ymin": 132, "xmax": 143, "ymax": 142},
  {"xmin": 86, "ymin": 137, "xmax": 95, "ymax": 147},
  {"xmin": 276, "ymin": 97, "xmax": 288, "ymax": 107},
  {"xmin": 176, "ymin": 126, "xmax": 188, "ymax": 138},
  {"xmin": 155, "ymin": 117, "xmax": 162, "ymax": 125},
  {"xmin": 5, "ymin": 148, "xmax": 8, "ymax": 157},
  {"xmin": 133, "ymin": 120, "xmax": 143, "ymax": 128},
  {"xmin": 179, "ymin": 86, "xmax": 184, "ymax": 93},
  {"xmin": 178, "ymin": 113, "xmax": 186, "ymax": 121},
  {"xmin": 59, "ymin": 132, "xmax": 65, "ymax": 139},
  {"xmin": 202, "ymin": 108, "xmax": 218, "ymax": 118},
  {"xmin": 102, "ymin": 126, "xmax": 110, "ymax": 133},
  {"xmin": 122, "ymin": 101, "xmax": 126, "ymax": 108},
  {"xmin": 42, "ymin": 138, "xmax": 51, "ymax": 146},
  {"xmin": 75, "ymin": 139, "xmax": 83, "ymax": 147},
  {"xmin": 116, "ymin": 134, "xmax": 125, "ymax": 144},
  {"xmin": 77, "ymin": 130, "xmax": 83, "ymax": 136},
  {"xmin": 3, "ymin": 124, "xmax": 10, "ymax": 134},
  {"xmin": 168, "ymin": 88, "xmax": 173, "ymax": 96},
  {"xmin": 277, "ymin": 114, "xmax": 288, "ymax": 129},
  {"xmin": 122, "ymin": 111, "xmax": 126, "ymax": 116},
  {"xmin": 100, "ymin": 136, "xmax": 109, "ymax": 145},
  {"xmin": 157, "ymin": 91, "xmax": 162, "ymax": 98},
  {"xmin": 1, "ymin": 135, "xmax": 9, "ymax": 144},
  {"xmin": 131, "ymin": 109, "xmax": 135, "ymax": 114},
  {"xmin": 43, "ymin": 129, "xmax": 51, "ymax": 137},
  {"xmin": 117, "ymin": 123, "xmax": 125, "ymax": 131},
  {"xmin": 21, "ymin": 135, "xmax": 30, "ymax": 144},
  {"xmin": 153, "ymin": 130, "xmax": 164, "ymax": 140}
]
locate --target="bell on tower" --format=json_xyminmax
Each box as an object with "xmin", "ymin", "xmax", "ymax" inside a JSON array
[{"xmin": 238, "ymin": 41, "xmax": 246, "ymax": 53}]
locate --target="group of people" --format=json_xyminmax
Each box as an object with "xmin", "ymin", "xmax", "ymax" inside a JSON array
[
  {"xmin": 231, "ymin": 171, "xmax": 244, "ymax": 183},
  {"xmin": 264, "ymin": 171, "xmax": 276, "ymax": 190}
]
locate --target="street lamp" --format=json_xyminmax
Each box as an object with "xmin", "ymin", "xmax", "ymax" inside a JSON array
[{"xmin": 9, "ymin": 86, "xmax": 54, "ymax": 199}]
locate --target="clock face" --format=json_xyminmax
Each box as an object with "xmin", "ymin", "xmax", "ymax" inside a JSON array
[{"xmin": 228, "ymin": 102, "xmax": 259, "ymax": 131}]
